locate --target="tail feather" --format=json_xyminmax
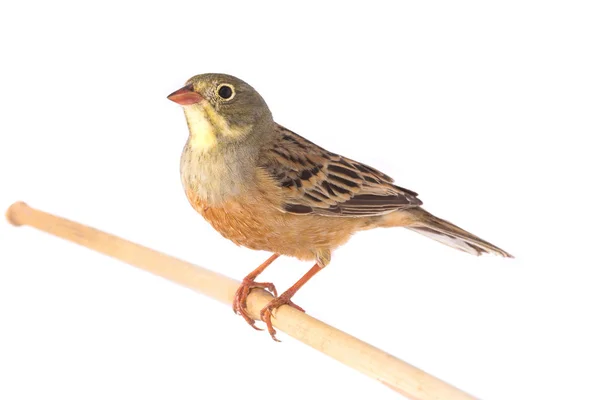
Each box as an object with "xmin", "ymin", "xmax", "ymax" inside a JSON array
[{"xmin": 402, "ymin": 208, "xmax": 513, "ymax": 258}]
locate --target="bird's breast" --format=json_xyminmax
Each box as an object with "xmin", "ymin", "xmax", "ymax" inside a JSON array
[{"xmin": 179, "ymin": 143, "xmax": 256, "ymax": 206}]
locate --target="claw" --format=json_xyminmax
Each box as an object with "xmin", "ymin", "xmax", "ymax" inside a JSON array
[
  {"xmin": 232, "ymin": 278, "xmax": 278, "ymax": 331},
  {"xmin": 260, "ymin": 295, "xmax": 305, "ymax": 341},
  {"xmin": 232, "ymin": 256, "xmax": 319, "ymax": 341}
]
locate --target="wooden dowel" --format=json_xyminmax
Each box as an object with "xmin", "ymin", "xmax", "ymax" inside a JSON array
[{"xmin": 5, "ymin": 201, "xmax": 477, "ymax": 400}]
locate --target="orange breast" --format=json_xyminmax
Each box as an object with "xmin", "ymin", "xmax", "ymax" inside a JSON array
[{"xmin": 184, "ymin": 188, "xmax": 371, "ymax": 262}]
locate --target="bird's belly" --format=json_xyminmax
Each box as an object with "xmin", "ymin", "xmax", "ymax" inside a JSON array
[{"xmin": 186, "ymin": 190, "xmax": 365, "ymax": 261}]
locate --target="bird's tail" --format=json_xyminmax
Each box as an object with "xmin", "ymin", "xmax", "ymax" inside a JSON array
[{"xmin": 382, "ymin": 207, "xmax": 513, "ymax": 258}]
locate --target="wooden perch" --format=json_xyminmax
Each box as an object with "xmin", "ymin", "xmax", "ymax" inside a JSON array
[{"xmin": 5, "ymin": 201, "xmax": 477, "ymax": 400}]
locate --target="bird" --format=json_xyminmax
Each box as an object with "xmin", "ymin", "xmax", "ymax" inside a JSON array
[{"xmin": 167, "ymin": 73, "xmax": 512, "ymax": 341}]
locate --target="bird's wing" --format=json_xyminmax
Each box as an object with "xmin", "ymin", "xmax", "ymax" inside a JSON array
[{"xmin": 258, "ymin": 125, "xmax": 423, "ymax": 217}]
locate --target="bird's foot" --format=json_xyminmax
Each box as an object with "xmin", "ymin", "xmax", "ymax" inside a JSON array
[
  {"xmin": 232, "ymin": 278, "xmax": 278, "ymax": 331},
  {"xmin": 260, "ymin": 294, "xmax": 305, "ymax": 341}
]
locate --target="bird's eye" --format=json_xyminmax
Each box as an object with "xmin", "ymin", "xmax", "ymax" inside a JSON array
[{"xmin": 217, "ymin": 84, "xmax": 235, "ymax": 100}]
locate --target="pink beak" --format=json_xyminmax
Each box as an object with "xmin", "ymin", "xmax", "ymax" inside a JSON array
[{"xmin": 167, "ymin": 84, "xmax": 203, "ymax": 105}]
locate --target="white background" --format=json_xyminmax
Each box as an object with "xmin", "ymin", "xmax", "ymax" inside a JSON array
[{"xmin": 1, "ymin": 1, "xmax": 599, "ymax": 399}]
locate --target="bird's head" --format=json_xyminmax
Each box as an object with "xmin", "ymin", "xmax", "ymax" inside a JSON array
[{"xmin": 168, "ymin": 73, "xmax": 273, "ymax": 151}]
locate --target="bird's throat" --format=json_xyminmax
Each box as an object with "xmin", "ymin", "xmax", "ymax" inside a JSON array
[
  {"xmin": 183, "ymin": 104, "xmax": 218, "ymax": 151},
  {"xmin": 182, "ymin": 103, "xmax": 251, "ymax": 152}
]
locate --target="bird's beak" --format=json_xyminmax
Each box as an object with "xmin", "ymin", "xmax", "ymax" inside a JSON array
[{"xmin": 167, "ymin": 84, "xmax": 203, "ymax": 105}]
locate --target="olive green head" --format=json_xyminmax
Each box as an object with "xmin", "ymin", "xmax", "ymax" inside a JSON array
[{"xmin": 168, "ymin": 73, "xmax": 273, "ymax": 151}]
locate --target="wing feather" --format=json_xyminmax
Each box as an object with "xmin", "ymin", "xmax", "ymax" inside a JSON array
[{"xmin": 259, "ymin": 125, "xmax": 422, "ymax": 217}]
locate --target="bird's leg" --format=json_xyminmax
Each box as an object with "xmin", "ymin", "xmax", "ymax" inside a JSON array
[
  {"xmin": 260, "ymin": 263, "xmax": 323, "ymax": 341},
  {"xmin": 233, "ymin": 253, "xmax": 280, "ymax": 330}
]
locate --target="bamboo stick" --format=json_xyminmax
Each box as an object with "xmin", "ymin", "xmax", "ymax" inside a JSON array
[{"xmin": 5, "ymin": 201, "xmax": 477, "ymax": 400}]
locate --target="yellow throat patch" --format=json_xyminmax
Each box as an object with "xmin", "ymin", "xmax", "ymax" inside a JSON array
[
  {"xmin": 184, "ymin": 103, "xmax": 218, "ymax": 151},
  {"xmin": 183, "ymin": 102, "xmax": 249, "ymax": 151}
]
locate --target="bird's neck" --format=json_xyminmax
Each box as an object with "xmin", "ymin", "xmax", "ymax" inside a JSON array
[{"xmin": 178, "ymin": 102, "xmax": 276, "ymax": 205}]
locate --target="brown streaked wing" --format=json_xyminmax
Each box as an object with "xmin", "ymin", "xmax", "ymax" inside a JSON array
[{"xmin": 259, "ymin": 125, "xmax": 423, "ymax": 217}]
